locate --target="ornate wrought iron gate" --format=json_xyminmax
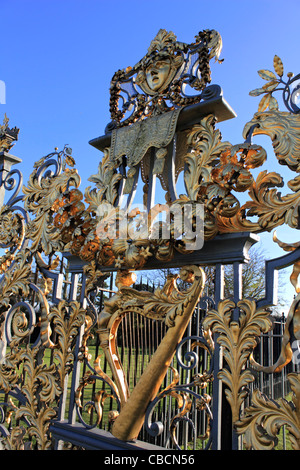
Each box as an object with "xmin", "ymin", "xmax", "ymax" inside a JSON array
[{"xmin": 0, "ymin": 29, "xmax": 299, "ymax": 451}]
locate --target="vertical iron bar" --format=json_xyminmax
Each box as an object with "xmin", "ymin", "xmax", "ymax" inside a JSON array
[
  {"xmin": 211, "ymin": 263, "xmax": 224, "ymax": 450},
  {"xmin": 280, "ymin": 315, "xmax": 286, "ymax": 449},
  {"xmin": 166, "ymin": 136, "xmax": 178, "ymax": 202},
  {"xmin": 269, "ymin": 330, "xmax": 274, "ymax": 399},
  {"xmin": 232, "ymin": 262, "xmax": 243, "ymax": 449},
  {"xmin": 146, "ymin": 148, "xmax": 157, "ymax": 212},
  {"xmin": 67, "ymin": 270, "xmax": 87, "ymax": 426}
]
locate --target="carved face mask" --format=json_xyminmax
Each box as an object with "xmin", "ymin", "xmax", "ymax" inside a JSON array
[{"xmin": 145, "ymin": 59, "xmax": 171, "ymax": 92}]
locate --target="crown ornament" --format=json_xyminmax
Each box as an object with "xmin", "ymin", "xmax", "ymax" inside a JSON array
[{"xmin": 0, "ymin": 114, "xmax": 19, "ymax": 152}]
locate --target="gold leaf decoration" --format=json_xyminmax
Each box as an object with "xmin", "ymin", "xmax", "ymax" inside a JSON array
[
  {"xmin": 235, "ymin": 373, "xmax": 300, "ymax": 450},
  {"xmin": 184, "ymin": 115, "xmax": 231, "ymax": 202},
  {"xmin": 49, "ymin": 300, "xmax": 86, "ymax": 386},
  {"xmin": 0, "ymin": 300, "xmax": 85, "ymax": 449},
  {"xmin": 258, "ymin": 93, "xmax": 271, "ymax": 112},
  {"xmin": 262, "ymin": 80, "xmax": 279, "ymax": 92},
  {"xmin": 23, "ymin": 167, "xmax": 81, "ymax": 255},
  {"xmin": 249, "ymin": 87, "xmax": 265, "ymax": 97},
  {"xmin": 258, "ymin": 69, "xmax": 277, "ymax": 81},
  {"xmin": 273, "ymin": 55, "xmax": 284, "ymax": 77},
  {"xmin": 269, "ymin": 95, "xmax": 279, "ymax": 110},
  {"xmin": 0, "ymin": 250, "xmax": 32, "ymax": 308},
  {"xmin": 243, "ymin": 111, "xmax": 300, "ymax": 172}
]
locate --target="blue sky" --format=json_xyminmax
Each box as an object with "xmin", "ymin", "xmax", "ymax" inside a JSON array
[{"xmin": 1, "ymin": 0, "xmax": 300, "ymax": 309}]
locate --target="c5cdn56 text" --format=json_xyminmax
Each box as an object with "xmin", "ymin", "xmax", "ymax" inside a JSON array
[{"xmin": 148, "ymin": 454, "xmax": 195, "ymax": 465}]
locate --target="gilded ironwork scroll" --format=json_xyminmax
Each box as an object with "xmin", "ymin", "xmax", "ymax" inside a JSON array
[
  {"xmin": 200, "ymin": 56, "xmax": 300, "ymax": 450},
  {"xmin": 0, "ymin": 147, "xmax": 87, "ymax": 449}
]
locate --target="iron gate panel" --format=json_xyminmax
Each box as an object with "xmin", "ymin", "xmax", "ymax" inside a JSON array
[{"xmin": 0, "ymin": 28, "xmax": 300, "ymax": 451}]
